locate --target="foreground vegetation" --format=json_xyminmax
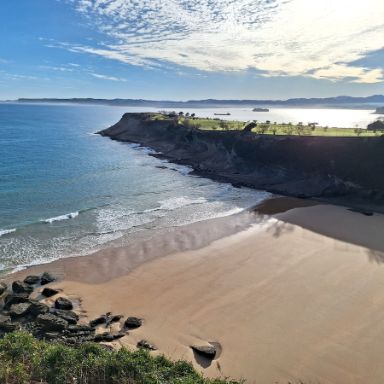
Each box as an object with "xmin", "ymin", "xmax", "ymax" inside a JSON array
[
  {"xmin": 0, "ymin": 332, "xmax": 240, "ymax": 384},
  {"xmin": 150, "ymin": 112, "xmax": 382, "ymax": 137}
]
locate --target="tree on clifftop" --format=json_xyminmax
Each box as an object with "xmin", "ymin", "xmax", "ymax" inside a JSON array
[
  {"xmin": 367, "ymin": 120, "xmax": 384, "ymax": 131},
  {"xmin": 243, "ymin": 121, "xmax": 257, "ymax": 132}
]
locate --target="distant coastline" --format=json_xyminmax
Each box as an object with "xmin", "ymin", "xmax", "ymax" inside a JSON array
[{"xmin": 5, "ymin": 94, "xmax": 384, "ymax": 109}]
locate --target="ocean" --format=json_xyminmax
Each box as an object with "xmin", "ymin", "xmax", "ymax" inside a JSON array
[
  {"xmin": 0, "ymin": 103, "xmax": 378, "ymax": 273},
  {"xmin": 0, "ymin": 103, "xmax": 270, "ymax": 273}
]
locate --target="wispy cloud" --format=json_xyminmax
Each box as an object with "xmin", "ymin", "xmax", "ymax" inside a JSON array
[
  {"xmin": 90, "ymin": 72, "xmax": 127, "ymax": 81},
  {"xmin": 63, "ymin": 0, "xmax": 384, "ymax": 83},
  {"xmin": 40, "ymin": 65, "xmax": 75, "ymax": 72}
]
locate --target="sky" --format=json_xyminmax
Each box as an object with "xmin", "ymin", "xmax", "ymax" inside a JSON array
[{"xmin": 0, "ymin": 0, "xmax": 383, "ymax": 100}]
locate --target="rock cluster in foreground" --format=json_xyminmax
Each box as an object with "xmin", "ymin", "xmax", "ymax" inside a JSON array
[
  {"xmin": 0, "ymin": 273, "xmax": 146, "ymax": 347},
  {"xmin": 1, "ymin": 272, "xmax": 219, "ymax": 363}
]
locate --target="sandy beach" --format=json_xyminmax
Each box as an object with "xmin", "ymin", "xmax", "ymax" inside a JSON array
[{"xmin": 9, "ymin": 197, "xmax": 384, "ymax": 383}]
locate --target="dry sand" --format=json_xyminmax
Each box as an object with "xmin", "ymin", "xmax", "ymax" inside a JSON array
[{"xmin": 10, "ymin": 198, "xmax": 384, "ymax": 383}]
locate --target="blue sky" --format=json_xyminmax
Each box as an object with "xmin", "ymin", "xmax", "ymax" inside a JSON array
[{"xmin": 0, "ymin": 0, "xmax": 383, "ymax": 100}]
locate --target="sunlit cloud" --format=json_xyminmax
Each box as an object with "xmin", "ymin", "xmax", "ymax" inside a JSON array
[{"xmin": 63, "ymin": 0, "xmax": 384, "ymax": 83}]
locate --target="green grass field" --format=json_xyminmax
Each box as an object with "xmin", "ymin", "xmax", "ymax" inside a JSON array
[{"xmin": 150, "ymin": 114, "xmax": 381, "ymax": 137}]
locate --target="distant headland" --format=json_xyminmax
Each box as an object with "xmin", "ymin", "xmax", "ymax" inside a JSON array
[
  {"xmin": 98, "ymin": 112, "xmax": 384, "ymax": 210},
  {"xmin": 7, "ymin": 94, "xmax": 384, "ymax": 109}
]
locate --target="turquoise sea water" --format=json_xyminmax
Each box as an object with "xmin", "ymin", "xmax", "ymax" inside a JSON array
[{"xmin": 0, "ymin": 103, "xmax": 269, "ymax": 272}]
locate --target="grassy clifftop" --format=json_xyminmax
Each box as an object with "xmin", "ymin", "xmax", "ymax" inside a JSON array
[
  {"xmin": 150, "ymin": 112, "xmax": 381, "ymax": 137},
  {"xmin": 0, "ymin": 332, "xmax": 240, "ymax": 384}
]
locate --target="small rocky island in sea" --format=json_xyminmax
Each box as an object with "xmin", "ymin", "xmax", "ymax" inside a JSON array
[
  {"xmin": 374, "ymin": 107, "xmax": 384, "ymax": 114},
  {"xmin": 252, "ymin": 107, "xmax": 269, "ymax": 112}
]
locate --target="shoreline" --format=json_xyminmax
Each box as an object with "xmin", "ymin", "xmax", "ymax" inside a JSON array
[
  {"xmin": 6, "ymin": 196, "xmax": 384, "ymax": 383},
  {"xmin": 6, "ymin": 196, "xmax": 297, "ymax": 283}
]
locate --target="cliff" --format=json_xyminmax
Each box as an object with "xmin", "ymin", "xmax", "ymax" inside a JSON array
[{"xmin": 98, "ymin": 113, "xmax": 384, "ymax": 209}]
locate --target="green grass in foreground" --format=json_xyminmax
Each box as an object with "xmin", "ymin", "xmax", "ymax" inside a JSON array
[{"xmin": 0, "ymin": 332, "xmax": 241, "ymax": 384}]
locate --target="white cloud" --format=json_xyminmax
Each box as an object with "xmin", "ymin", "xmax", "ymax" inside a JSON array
[
  {"xmin": 313, "ymin": 64, "xmax": 383, "ymax": 84},
  {"xmin": 90, "ymin": 72, "xmax": 127, "ymax": 81},
  {"xmin": 66, "ymin": 0, "xmax": 384, "ymax": 83}
]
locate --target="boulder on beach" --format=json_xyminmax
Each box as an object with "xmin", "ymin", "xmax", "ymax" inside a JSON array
[
  {"xmin": 9, "ymin": 302, "xmax": 32, "ymax": 318},
  {"xmin": 106, "ymin": 314, "xmax": 123, "ymax": 326},
  {"xmin": 24, "ymin": 275, "xmax": 40, "ymax": 285},
  {"xmin": 137, "ymin": 339, "xmax": 157, "ymax": 351},
  {"xmin": 12, "ymin": 280, "xmax": 33, "ymax": 295},
  {"xmin": 94, "ymin": 331, "xmax": 126, "ymax": 342},
  {"xmin": 191, "ymin": 345, "xmax": 217, "ymax": 359},
  {"xmin": 36, "ymin": 313, "xmax": 68, "ymax": 332},
  {"xmin": 40, "ymin": 272, "xmax": 55, "ymax": 285},
  {"xmin": 89, "ymin": 315, "xmax": 108, "ymax": 328},
  {"xmin": 124, "ymin": 316, "xmax": 142, "ymax": 329},
  {"xmin": 3, "ymin": 293, "xmax": 30, "ymax": 310},
  {"xmin": 0, "ymin": 315, "xmax": 18, "ymax": 332},
  {"xmin": 54, "ymin": 297, "xmax": 73, "ymax": 311},
  {"xmin": 41, "ymin": 287, "xmax": 59, "ymax": 298},
  {"xmin": 50, "ymin": 309, "xmax": 79, "ymax": 325},
  {"xmin": 0, "ymin": 314, "xmax": 11, "ymax": 323},
  {"xmin": 28, "ymin": 300, "xmax": 50, "ymax": 317}
]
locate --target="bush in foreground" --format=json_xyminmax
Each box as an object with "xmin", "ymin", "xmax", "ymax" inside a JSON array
[{"xmin": 0, "ymin": 332, "xmax": 241, "ymax": 384}]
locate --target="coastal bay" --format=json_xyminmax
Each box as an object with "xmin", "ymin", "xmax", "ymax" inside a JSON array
[
  {"xmin": 8, "ymin": 197, "xmax": 384, "ymax": 383},
  {"xmin": 2, "ymin": 106, "xmax": 384, "ymax": 383}
]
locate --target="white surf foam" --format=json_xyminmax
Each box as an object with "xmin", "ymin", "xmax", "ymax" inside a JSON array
[
  {"xmin": 159, "ymin": 196, "xmax": 207, "ymax": 210},
  {"xmin": 0, "ymin": 228, "xmax": 16, "ymax": 237},
  {"xmin": 43, "ymin": 212, "xmax": 79, "ymax": 224}
]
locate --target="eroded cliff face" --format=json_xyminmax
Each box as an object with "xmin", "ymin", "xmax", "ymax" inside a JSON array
[{"xmin": 98, "ymin": 113, "xmax": 384, "ymax": 205}]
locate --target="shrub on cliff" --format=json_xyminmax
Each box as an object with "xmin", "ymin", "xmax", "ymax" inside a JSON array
[
  {"xmin": 0, "ymin": 332, "xmax": 241, "ymax": 384},
  {"xmin": 367, "ymin": 120, "xmax": 384, "ymax": 131}
]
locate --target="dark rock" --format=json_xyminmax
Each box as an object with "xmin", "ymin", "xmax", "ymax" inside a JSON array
[
  {"xmin": 9, "ymin": 302, "xmax": 32, "ymax": 318},
  {"xmin": 3, "ymin": 293, "xmax": 30, "ymax": 310},
  {"xmin": 12, "ymin": 280, "xmax": 33, "ymax": 294},
  {"xmin": 28, "ymin": 300, "xmax": 49, "ymax": 317},
  {"xmin": 191, "ymin": 345, "xmax": 217, "ymax": 359},
  {"xmin": 41, "ymin": 287, "xmax": 59, "ymax": 297},
  {"xmin": 137, "ymin": 339, "xmax": 157, "ymax": 350},
  {"xmin": 0, "ymin": 282, "xmax": 7, "ymax": 296},
  {"xmin": 0, "ymin": 314, "xmax": 11, "ymax": 323},
  {"xmin": 0, "ymin": 319, "xmax": 18, "ymax": 332},
  {"xmin": 54, "ymin": 297, "xmax": 73, "ymax": 311},
  {"xmin": 94, "ymin": 332, "xmax": 126, "ymax": 342},
  {"xmin": 23, "ymin": 275, "xmax": 40, "ymax": 285},
  {"xmin": 112, "ymin": 332, "xmax": 126, "ymax": 340},
  {"xmin": 67, "ymin": 324, "xmax": 94, "ymax": 333},
  {"xmin": 124, "ymin": 316, "xmax": 142, "ymax": 329},
  {"xmin": 40, "ymin": 272, "xmax": 55, "ymax": 285},
  {"xmin": 89, "ymin": 315, "xmax": 107, "ymax": 328},
  {"xmin": 0, "ymin": 314, "xmax": 13, "ymax": 332},
  {"xmin": 64, "ymin": 334, "xmax": 95, "ymax": 345},
  {"xmin": 107, "ymin": 314, "xmax": 124, "ymax": 325},
  {"xmin": 50, "ymin": 309, "xmax": 79, "ymax": 325},
  {"xmin": 36, "ymin": 313, "xmax": 68, "ymax": 332},
  {"xmin": 43, "ymin": 332, "xmax": 62, "ymax": 341},
  {"xmin": 94, "ymin": 332, "xmax": 115, "ymax": 342}
]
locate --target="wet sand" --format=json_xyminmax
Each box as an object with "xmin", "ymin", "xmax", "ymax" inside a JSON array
[{"xmin": 8, "ymin": 197, "xmax": 384, "ymax": 383}]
